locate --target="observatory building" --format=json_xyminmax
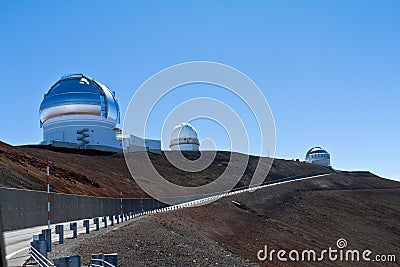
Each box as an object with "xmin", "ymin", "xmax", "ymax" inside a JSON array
[
  {"xmin": 39, "ymin": 74, "xmax": 121, "ymax": 151},
  {"xmin": 169, "ymin": 122, "xmax": 200, "ymax": 151},
  {"xmin": 305, "ymin": 147, "xmax": 331, "ymax": 167},
  {"xmin": 39, "ymin": 73, "xmax": 161, "ymax": 153}
]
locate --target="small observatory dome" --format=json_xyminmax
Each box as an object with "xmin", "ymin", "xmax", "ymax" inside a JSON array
[
  {"xmin": 305, "ymin": 147, "xmax": 331, "ymax": 167},
  {"xmin": 169, "ymin": 122, "xmax": 200, "ymax": 151},
  {"xmin": 39, "ymin": 74, "xmax": 121, "ymax": 149}
]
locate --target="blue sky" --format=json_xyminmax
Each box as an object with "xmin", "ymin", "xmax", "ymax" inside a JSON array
[{"xmin": 0, "ymin": 1, "xmax": 399, "ymax": 180}]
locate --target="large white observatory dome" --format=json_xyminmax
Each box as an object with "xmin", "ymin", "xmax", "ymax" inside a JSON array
[
  {"xmin": 39, "ymin": 74, "xmax": 121, "ymax": 151},
  {"xmin": 169, "ymin": 122, "xmax": 200, "ymax": 151},
  {"xmin": 305, "ymin": 147, "xmax": 331, "ymax": 167}
]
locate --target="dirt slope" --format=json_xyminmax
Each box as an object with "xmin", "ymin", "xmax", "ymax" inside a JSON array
[{"xmin": 0, "ymin": 142, "xmax": 330, "ymax": 198}]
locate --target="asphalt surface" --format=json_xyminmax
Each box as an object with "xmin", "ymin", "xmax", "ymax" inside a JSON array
[{"xmin": 5, "ymin": 218, "xmax": 103, "ymax": 266}]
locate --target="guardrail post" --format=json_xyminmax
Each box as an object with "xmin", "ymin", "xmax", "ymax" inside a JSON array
[
  {"xmin": 104, "ymin": 253, "xmax": 118, "ymax": 267},
  {"xmin": 42, "ymin": 228, "xmax": 51, "ymax": 252},
  {"xmin": 54, "ymin": 257, "xmax": 68, "ymax": 267},
  {"xmin": 83, "ymin": 220, "xmax": 90, "ymax": 234},
  {"xmin": 93, "ymin": 218, "xmax": 99, "ymax": 231},
  {"xmin": 54, "ymin": 256, "xmax": 81, "ymax": 267},
  {"xmin": 68, "ymin": 255, "xmax": 81, "ymax": 267},
  {"xmin": 38, "ymin": 233, "xmax": 47, "ymax": 259},
  {"xmin": 31, "ymin": 235, "xmax": 39, "ymax": 251},
  {"xmin": 55, "ymin": 225, "xmax": 64, "ymax": 244},
  {"xmin": 115, "ymin": 214, "xmax": 120, "ymax": 224},
  {"xmin": 102, "ymin": 216, "xmax": 108, "ymax": 228},
  {"xmin": 109, "ymin": 215, "xmax": 114, "ymax": 226},
  {"xmin": 70, "ymin": 222, "xmax": 77, "ymax": 239},
  {"xmin": 91, "ymin": 253, "xmax": 103, "ymax": 266}
]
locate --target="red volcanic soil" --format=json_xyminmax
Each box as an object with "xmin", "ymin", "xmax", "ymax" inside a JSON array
[
  {"xmin": 0, "ymin": 142, "xmax": 145, "ymax": 197},
  {"xmin": 0, "ymin": 141, "xmax": 330, "ymax": 198}
]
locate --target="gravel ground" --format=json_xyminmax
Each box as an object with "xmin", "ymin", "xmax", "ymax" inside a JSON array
[{"xmin": 48, "ymin": 213, "xmax": 259, "ymax": 267}]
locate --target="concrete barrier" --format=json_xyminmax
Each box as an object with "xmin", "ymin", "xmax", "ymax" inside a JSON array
[{"xmin": 0, "ymin": 187, "xmax": 168, "ymax": 231}]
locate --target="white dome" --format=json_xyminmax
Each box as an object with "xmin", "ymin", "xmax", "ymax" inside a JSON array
[
  {"xmin": 170, "ymin": 122, "xmax": 200, "ymax": 151},
  {"xmin": 40, "ymin": 73, "xmax": 120, "ymax": 125},
  {"xmin": 305, "ymin": 146, "xmax": 331, "ymax": 167}
]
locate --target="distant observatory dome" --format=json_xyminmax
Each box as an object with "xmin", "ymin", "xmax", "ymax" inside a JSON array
[
  {"xmin": 39, "ymin": 73, "xmax": 121, "ymax": 150},
  {"xmin": 169, "ymin": 122, "xmax": 200, "ymax": 151},
  {"xmin": 305, "ymin": 147, "xmax": 331, "ymax": 167}
]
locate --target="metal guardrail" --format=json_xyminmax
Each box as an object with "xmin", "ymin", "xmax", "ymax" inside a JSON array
[
  {"xmin": 90, "ymin": 253, "xmax": 117, "ymax": 267},
  {"xmin": 30, "ymin": 245, "xmax": 55, "ymax": 267},
  {"xmin": 90, "ymin": 261, "xmax": 116, "ymax": 267}
]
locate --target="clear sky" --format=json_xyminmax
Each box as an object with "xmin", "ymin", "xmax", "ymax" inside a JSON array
[{"xmin": 0, "ymin": 1, "xmax": 399, "ymax": 180}]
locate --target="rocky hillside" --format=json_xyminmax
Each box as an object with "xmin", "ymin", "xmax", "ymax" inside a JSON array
[{"xmin": 0, "ymin": 142, "xmax": 330, "ymax": 198}]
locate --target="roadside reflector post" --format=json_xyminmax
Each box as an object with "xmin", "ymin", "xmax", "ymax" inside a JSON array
[
  {"xmin": 120, "ymin": 191, "xmax": 123, "ymax": 219},
  {"xmin": 70, "ymin": 222, "xmax": 77, "ymax": 239},
  {"xmin": 46, "ymin": 158, "xmax": 52, "ymax": 230},
  {"xmin": 55, "ymin": 225, "xmax": 64, "ymax": 244},
  {"xmin": 83, "ymin": 220, "xmax": 90, "ymax": 234},
  {"xmin": 93, "ymin": 218, "xmax": 99, "ymax": 231}
]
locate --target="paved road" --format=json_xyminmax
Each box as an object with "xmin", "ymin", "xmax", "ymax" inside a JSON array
[{"xmin": 5, "ymin": 218, "xmax": 103, "ymax": 267}]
